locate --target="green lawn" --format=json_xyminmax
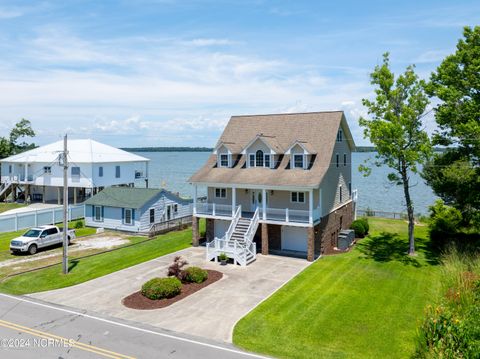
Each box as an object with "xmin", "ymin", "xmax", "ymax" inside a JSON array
[
  {"xmin": 0, "ymin": 222, "xmax": 202, "ymax": 295},
  {"xmin": 233, "ymin": 218, "xmax": 442, "ymax": 359},
  {"xmin": 0, "ymin": 203, "xmax": 26, "ymax": 214}
]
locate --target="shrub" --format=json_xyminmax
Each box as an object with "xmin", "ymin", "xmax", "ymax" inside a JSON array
[
  {"xmin": 167, "ymin": 256, "xmax": 188, "ymax": 280},
  {"xmin": 350, "ymin": 220, "xmax": 366, "ymax": 238},
  {"xmin": 184, "ymin": 266, "xmax": 208, "ymax": 283},
  {"xmin": 428, "ymin": 200, "xmax": 463, "ymax": 249},
  {"xmin": 358, "ymin": 217, "xmax": 369, "ymax": 234},
  {"xmin": 141, "ymin": 277, "xmax": 181, "ymax": 300},
  {"xmin": 74, "ymin": 220, "xmax": 84, "ymax": 229}
]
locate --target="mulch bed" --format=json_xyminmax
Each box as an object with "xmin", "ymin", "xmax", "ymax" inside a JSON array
[{"xmin": 122, "ymin": 269, "xmax": 223, "ymax": 310}]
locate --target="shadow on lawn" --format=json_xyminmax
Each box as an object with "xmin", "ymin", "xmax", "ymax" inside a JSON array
[
  {"xmin": 68, "ymin": 259, "xmax": 79, "ymax": 272},
  {"xmin": 357, "ymin": 232, "xmax": 440, "ymax": 267}
]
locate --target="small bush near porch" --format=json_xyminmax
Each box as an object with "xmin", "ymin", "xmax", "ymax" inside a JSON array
[{"xmin": 233, "ymin": 218, "xmax": 442, "ymax": 359}]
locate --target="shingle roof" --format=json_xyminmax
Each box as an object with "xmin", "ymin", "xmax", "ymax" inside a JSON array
[
  {"xmin": 189, "ymin": 111, "xmax": 354, "ymax": 188},
  {"xmin": 1, "ymin": 139, "xmax": 149, "ymax": 164},
  {"xmin": 85, "ymin": 187, "xmax": 188, "ymax": 209}
]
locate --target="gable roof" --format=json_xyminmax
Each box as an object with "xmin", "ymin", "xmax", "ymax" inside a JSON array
[
  {"xmin": 85, "ymin": 187, "xmax": 189, "ymax": 209},
  {"xmin": 285, "ymin": 140, "xmax": 317, "ymax": 154},
  {"xmin": 189, "ymin": 111, "xmax": 355, "ymax": 188},
  {"xmin": 240, "ymin": 134, "xmax": 284, "ymax": 154},
  {"xmin": 1, "ymin": 139, "xmax": 149, "ymax": 164}
]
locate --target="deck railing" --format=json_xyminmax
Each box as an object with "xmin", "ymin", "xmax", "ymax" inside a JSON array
[{"xmin": 194, "ymin": 203, "xmax": 235, "ymax": 217}]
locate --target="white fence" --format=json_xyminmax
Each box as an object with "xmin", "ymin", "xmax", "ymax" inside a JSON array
[{"xmin": 0, "ymin": 205, "xmax": 85, "ymax": 233}]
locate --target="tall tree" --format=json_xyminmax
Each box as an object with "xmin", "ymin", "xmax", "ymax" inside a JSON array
[
  {"xmin": 0, "ymin": 119, "xmax": 36, "ymax": 159},
  {"xmin": 423, "ymin": 26, "xmax": 480, "ymax": 227},
  {"xmin": 359, "ymin": 53, "xmax": 432, "ymax": 255}
]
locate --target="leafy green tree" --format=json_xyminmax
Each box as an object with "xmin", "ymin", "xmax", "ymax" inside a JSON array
[
  {"xmin": 0, "ymin": 119, "xmax": 36, "ymax": 159},
  {"xmin": 359, "ymin": 53, "xmax": 432, "ymax": 255},
  {"xmin": 423, "ymin": 26, "xmax": 480, "ymax": 227}
]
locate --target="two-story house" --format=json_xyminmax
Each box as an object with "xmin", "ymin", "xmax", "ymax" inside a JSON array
[
  {"xmin": 0, "ymin": 139, "xmax": 149, "ymax": 204},
  {"xmin": 189, "ymin": 111, "xmax": 357, "ymax": 265}
]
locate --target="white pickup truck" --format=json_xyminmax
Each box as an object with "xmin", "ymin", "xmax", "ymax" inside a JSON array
[{"xmin": 10, "ymin": 225, "xmax": 76, "ymax": 255}]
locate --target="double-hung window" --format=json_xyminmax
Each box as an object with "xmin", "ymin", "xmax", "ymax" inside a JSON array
[
  {"xmin": 220, "ymin": 154, "xmax": 229, "ymax": 167},
  {"xmin": 249, "ymin": 154, "xmax": 255, "ymax": 167},
  {"xmin": 293, "ymin": 154, "xmax": 304, "ymax": 169},
  {"xmin": 94, "ymin": 206, "xmax": 103, "ymax": 222},
  {"xmin": 124, "ymin": 208, "xmax": 133, "ymax": 225},
  {"xmin": 291, "ymin": 191, "xmax": 305, "ymax": 203},
  {"xmin": 149, "ymin": 208, "xmax": 155, "ymax": 224},
  {"xmin": 337, "ymin": 129, "xmax": 343, "ymax": 142},
  {"xmin": 43, "ymin": 166, "xmax": 51, "ymax": 174},
  {"xmin": 343, "ymin": 153, "xmax": 347, "ymax": 166},
  {"xmin": 99, "ymin": 166, "xmax": 103, "ymax": 177},
  {"xmin": 71, "ymin": 167, "xmax": 80, "ymax": 176},
  {"xmin": 264, "ymin": 154, "xmax": 271, "ymax": 168},
  {"xmin": 336, "ymin": 153, "xmax": 339, "ymax": 168},
  {"xmin": 215, "ymin": 188, "xmax": 227, "ymax": 198},
  {"xmin": 115, "ymin": 166, "xmax": 121, "ymax": 178}
]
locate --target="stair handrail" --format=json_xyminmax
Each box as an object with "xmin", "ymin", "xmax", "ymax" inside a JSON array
[
  {"xmin": 243, "ymin": 207, "xmax": 259, "ymax": 246},
  {"xmin": 225, "ymin": 205, "xmax": 241, "ymax": 241}
]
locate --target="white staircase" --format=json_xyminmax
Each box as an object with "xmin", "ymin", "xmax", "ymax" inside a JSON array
[
  {"xmin": 206, "ymin": 206, "xmax": 259, "ymax": 266},
  {"xmin": 0, "ymin": 179, "xmax": 13, "ymax": 199}
]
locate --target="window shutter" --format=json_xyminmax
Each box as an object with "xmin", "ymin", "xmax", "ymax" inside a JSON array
[
  {"xmin": 132, "ymin": 209, "xmax": 135, "ymax": 222},
  {"xmin": 91, "ymin": 205, "xmax": 94, "ymax": 218},
  {"xmin": 101, "ymin": 206, "xmax": 104, "ymax": 219},
  {"xmin": 122, "ymin": 208, "xmax": 125, "ymax": 220}
]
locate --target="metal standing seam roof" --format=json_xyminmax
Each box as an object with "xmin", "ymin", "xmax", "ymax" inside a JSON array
[
  {"xmin": 0, "ymin": 139, "xmax": 149, "ymax": 164},
  {"xmin": 85, "ymin": 187, "xmax": 190, "ymax": 209},
  {"xmin": 189, "ymin": 111, "xmax": 355, "ymax": 188}
]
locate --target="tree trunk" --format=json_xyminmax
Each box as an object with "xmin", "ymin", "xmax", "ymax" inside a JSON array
[{"xmin": 401, "ymin": 164, "xmax": 415, "ymax": 255}]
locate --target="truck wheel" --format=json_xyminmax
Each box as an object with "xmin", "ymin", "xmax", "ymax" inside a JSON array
[{"xmin": 28, "ymin": 244, "xmax": 38, "ymax": 255}]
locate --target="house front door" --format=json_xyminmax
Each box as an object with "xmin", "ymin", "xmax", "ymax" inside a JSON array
[{"xmin": 251, "ymin": 190, "xmax": 266, "ymax": 213}]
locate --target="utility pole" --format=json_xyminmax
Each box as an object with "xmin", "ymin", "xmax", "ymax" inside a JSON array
[{"xmin": 62, "ymin": 134, "xmax": 69, "ymax": 274}]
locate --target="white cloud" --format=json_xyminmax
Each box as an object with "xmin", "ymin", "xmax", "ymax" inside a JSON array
[
  {"xmin": 0, "ymin": 7, "xmax": 24, "ymax": 19},
  {"xmin": 414, "ymin": 49, "xmax": 451, "ymax": 64},
  {"xmin": 185, "ymin": 38, "xmax": 236, "ymax": 47}
]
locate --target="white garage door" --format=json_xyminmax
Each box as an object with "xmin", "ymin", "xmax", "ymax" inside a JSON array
[
  {"xmin": 214, "ymin": 220, "xmax": 231, "ymax": 239},
  {"xmin": 281, "ymin": 226, "xmax": 308, "ymax": 252}
]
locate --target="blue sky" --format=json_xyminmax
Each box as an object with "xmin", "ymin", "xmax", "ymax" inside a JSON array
[{"xmin": 0, "ymin": 0, "xmax": 478, "ymax": 147}]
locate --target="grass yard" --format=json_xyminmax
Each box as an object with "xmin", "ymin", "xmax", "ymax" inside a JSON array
[
  {"xmin": 0, "ymin": 220, "xmax": 203, "ymax": 294},
  {"xmin": 0, "ymin": 202, "xmax": 26, "ymax": 214},
  {"xmin": 233, "ymin": 218, "xmax": 442, "ymax": 359}
]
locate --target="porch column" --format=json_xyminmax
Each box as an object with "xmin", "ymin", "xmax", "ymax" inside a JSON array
[
  {"xmin": 261, "ymin": 222, "xmax": 269, "ymax": 255},
  {"xmin": 262, "ymin": 188, "xmax": 267, "ymax": 220},
  {"xmin": 318, "ymin": 188, "xmax": 322, "ymax": 219},
  {"xmin": 57, "ymin": 187, "xmax": 61, "ymax": 205},
  {"xmin": 232, "ymin": 186, "xmax": 236, "ymax": 216},
  {"xmin": 193, "ymin": 185, "xmax": 197, "ymax": 215},
  {"xmin": 309, "ymin": 189, "xmax": 313, "ymax": 224},
  {"xmin": 307, "ymin": 227, "xmax": 314, "ymax": 262},
  {"xmin": 74, "ymin": 188, "xmax": 77, "ymax": 205},
  {"xmin": 42, "ymin": 186, "xmax": 46, "ymax": 204},
  {"xmin": 192, "ymin": 216, "xmax": 200, "ymax": 247}
]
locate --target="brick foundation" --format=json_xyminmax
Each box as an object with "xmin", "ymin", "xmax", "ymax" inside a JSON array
[
  {"xmin": 316, "ymin": 201, "xmax": 354, "ymax": 255},
  {"xmin": 307, "ymin": 227, "xmax": 314, "ymax": 261},
  {"xmin": 261, "ymin": 223, "xmax": 269, "ymax": 255}
]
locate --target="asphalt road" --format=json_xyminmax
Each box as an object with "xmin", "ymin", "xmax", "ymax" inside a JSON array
[{"xmin": 0, "ymin": 293, "xmax": 267, "ymax": 359}]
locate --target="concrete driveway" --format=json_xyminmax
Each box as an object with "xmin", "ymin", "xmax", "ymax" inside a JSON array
[{"xmin": 30, "ymin": 247, "xmax": 310, "ymax": 343}]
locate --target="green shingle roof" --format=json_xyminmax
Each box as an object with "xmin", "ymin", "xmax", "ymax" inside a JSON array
[{"xmin": 85, "ymin": 187, "xmax": 164, "ymax": 209}]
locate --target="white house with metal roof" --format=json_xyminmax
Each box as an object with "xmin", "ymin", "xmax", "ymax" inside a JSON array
[{"xmin": 0, "ymin": 139, "xmax": 149, "ymax": 204}]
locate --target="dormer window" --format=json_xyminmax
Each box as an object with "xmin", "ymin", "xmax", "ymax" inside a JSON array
[
  {"xmin": 220, "ymin": 154, "xmax": 229, "ymax": 167},
  {"xmin": 256, "ymin": 150, "xmax": 264, "ymax": 167},
  {"xmin": 264, "ymin": 154, "xmax": 271, "ymax": 167},
  {"xmin": 293, "ymin": 154, "xmax": 304, "ymax": 169}
]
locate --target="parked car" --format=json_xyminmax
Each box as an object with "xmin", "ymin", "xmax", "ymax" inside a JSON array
[{"xmin": 10, "ymin": 225, "xmax": 76, "ymax": 255}]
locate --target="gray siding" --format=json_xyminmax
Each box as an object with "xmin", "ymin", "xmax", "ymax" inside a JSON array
[{"xmin": 85, "ymin": 191, "xmax": 193, "ymax": 233}]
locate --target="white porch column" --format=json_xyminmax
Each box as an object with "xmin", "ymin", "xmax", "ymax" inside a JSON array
[
  {"xmin": 318, "ymin": 188, "xmax": 322, "ymax": 219},
  {"xmin": 193, "ymin": 185, "xmax": 197, "ymax": 215},
  {"xmin": 232, "ymin": 186, "xmax": 236, "ymax": 216},
  {"xmin": 309, "ymin": 189, "xmax": 313, "ymax": 224},
  {"xmin": 24, "ymin": 163, "xmax": 28, "ymax": 182},
  {"xmin": 262, "ymin": 188, "xmax": 267, "ymax": 220}
]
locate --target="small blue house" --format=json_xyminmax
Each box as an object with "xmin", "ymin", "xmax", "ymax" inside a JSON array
[{"xmin": 85, "ymin": 187, "xmax": 193, "ymax": 233}]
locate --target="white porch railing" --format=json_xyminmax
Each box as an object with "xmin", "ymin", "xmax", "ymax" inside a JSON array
[
  {"xmin": 225, "ymin": 205, "xmax": 241, "ymax": 241},
  {"xmin": 261, "ymin": 207, "xmax": 318, "ymax": 224},
  {"xmin": 195, "ymin": 203, "xmax": 235, "ymax": 217}
]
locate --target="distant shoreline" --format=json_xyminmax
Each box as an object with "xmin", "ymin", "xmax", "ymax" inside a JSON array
[{"xmin": 122, "ymin": 147, "xmax": 213, "ymax": 152}]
